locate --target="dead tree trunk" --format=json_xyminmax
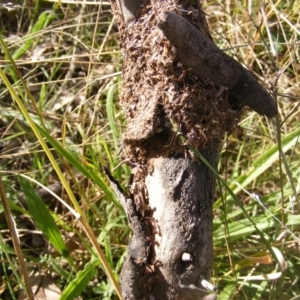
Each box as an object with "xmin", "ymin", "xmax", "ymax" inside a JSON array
[{"xmin": 107, "ymin": 1, "xmax": 276, "ymax": 299}]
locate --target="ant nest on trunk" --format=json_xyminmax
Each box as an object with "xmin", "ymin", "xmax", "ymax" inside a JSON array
[{"xmin": 116, "ymin": 0, "xmax": 241, "ymax": 164}]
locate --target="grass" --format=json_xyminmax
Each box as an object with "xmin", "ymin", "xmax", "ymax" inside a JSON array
[{"xmin": 0, "ymin": 0, "xmax": 299, "ymax": 299}]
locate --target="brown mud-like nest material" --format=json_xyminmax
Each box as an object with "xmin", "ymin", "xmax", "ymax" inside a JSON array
[{"xmin": 114, "ymin": 0, "xmax": 241, "ymax": 164}]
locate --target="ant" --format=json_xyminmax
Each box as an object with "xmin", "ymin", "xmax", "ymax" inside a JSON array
[{"xmin": 177, "ymin": 68, "xmax": 191, "ymax": 83}]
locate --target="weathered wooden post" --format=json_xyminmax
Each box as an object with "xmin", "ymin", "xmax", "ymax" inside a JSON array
[{"xmin": 106, "ymin": 1, "xmax": 276, "ymax": 299}]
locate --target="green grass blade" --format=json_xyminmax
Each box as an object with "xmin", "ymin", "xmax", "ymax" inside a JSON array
[
  {"xmin": 225, "ymin": 127, "xmax": 300, "ymax": 199},
  {"xmin": 18, "ymin": 176, "xmax": 72, "ymax": 264},
  {"xmin": 59, "ymin": 260, "xmax": 99, "ymax": 300},
  {"xmin": 0, "ymin": 53, "xmax": 122, "ymax": 298},
  {"xmin": 106, "ymin": 85, "xmax": 120, "ymax": 150},
  {"xmin": 0, "ymin": 37, "xmax": 46, "ymax": 128},
  {"xmin": 0, "ymin": 234, "xmax": 23, "ymax": 294},
  {"xmin": 192, "ymin": 148, "xmax": 280, "ymax": 263},
  {"xmin": 214, "ymin": 213, "xmax": 300, "ymax": 245},
  {"xmin": 35, "ymin": 124, "xmax": 119, "ymax": 207},
  {"xmin": 2, "ymin": 10, "xmax": 56, "ymax": 82},
  {"xmin": 12, "ymin": 10, "xmax": 57, "ymax": 61},
  {"xmin": 49, "ymin": 256, "xmax": 71, "ymax": 281},
  {"xmin": 218, "ymin": 284, "xmax": 235, "ymax": 300}
]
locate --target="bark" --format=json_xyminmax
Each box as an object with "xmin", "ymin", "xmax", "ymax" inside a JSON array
[
  {"xmin": 145, "ymin": 154, "xmax": 218, "ymax": 300},
  {"xmin": 106, "ymin": 1, "xmax": 276, "ymax": 299},
  {"xmin": 105, "ymin": 151, "xmax": 218, "ymax": 300}
]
